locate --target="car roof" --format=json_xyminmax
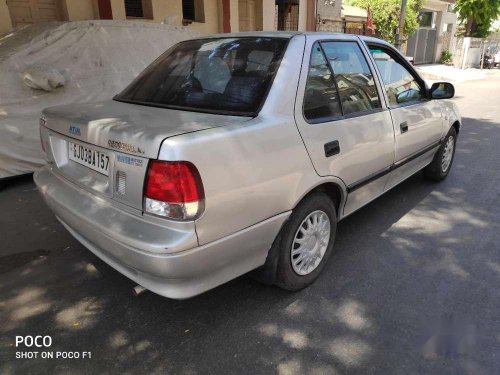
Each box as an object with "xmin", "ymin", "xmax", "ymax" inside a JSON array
[
  {"xmin": 197, "ymin": 31, "xmax": 391, "ymax": 46},
  {"xmin": 200, "ymin": 31, "xmax": 371, "ymax": 39},
  {"xmin": 202, "ymin": 31, "xmax": 303, "ymax": 39}
]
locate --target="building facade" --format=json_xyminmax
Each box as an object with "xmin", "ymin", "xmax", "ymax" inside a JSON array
[
  {"xmin": 1, "ymin": 0, "xmax": 322, "ymax": 37},
  {"xmin": 406, "ymin": 0, "xmax": 457, "ymax": 64},
  {"xmin": 315, "ymin": 0, "xmax": 342, "ymax": 33}
]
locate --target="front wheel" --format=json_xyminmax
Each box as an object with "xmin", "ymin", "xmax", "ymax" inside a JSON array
[
  {"xmin": 273, "ymin": 192, "xmax": 337, "ymax": 291},
  {"xmin": 423, "ymin": 127, "xmax": 457, "ymax": 181}
]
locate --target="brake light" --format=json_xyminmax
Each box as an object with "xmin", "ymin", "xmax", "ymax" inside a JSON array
[{"xmin": 144, "ymin": 161, "xmax": 205, "ymax": 220}]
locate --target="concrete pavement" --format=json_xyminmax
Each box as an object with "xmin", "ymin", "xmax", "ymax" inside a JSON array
[
  {"xmin": 416, "ymin": 63, "xmax": 500, "ymax": 82},
  {"xmin": 1, "ymin": 76, "xmax": 500, "ymax": 374}
]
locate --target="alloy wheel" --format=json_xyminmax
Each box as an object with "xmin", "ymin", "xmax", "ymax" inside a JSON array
[{"xmin": 291, "ymin": 210, "xmax": 331, "ymax": 276}]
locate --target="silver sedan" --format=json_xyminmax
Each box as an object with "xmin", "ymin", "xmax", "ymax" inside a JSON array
[{"xmin": 35, "ymin": 32, "xmax": 461, "ymax": 299}]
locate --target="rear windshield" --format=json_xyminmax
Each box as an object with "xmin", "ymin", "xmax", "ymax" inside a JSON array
[{"xmin": 115, "ymin": 37, "xmax": 288, "ymax": 116}]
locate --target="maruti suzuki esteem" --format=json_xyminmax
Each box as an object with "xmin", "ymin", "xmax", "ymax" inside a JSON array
[{"xmin": 35, "ymin": 32, "xmax": 460, "ymax": 299}]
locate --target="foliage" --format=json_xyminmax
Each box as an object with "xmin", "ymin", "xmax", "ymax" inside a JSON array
[
  {"xmin": 439, "ymin": 50, "xmax": 453, "ymax": 65},
  {"xmin": 347, "ymin": 0, "xmax": 424, "ymax": 43},
  {"xmin": 454, "ymin": 0, "xmax": 500, "ymax": 37}
]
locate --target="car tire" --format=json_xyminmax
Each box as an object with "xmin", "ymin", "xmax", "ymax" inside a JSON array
[
  {"xmin": 265, "ymin": 192, "xmax": 337, "ymax": 292},
  {"xmin": 423, "ymin": 127, "xmax": 457, "ymax": 182}
]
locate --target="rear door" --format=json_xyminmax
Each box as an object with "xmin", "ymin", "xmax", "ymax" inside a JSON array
[
  {"xmin": 294, "ymin": 35, "xmax": 395, "ymax": 216},
  {"xmin": 366, "ymin": 44, "xmax": 443, "ymax": 188}
]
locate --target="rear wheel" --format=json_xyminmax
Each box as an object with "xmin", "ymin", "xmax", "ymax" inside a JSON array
[
  {"xmin": 272, "ymin": 192, "xmax": 337, "ymax": 291},
  {"xmin": 423, "ymin": 127, "xmax": 457, "ymax": 182}
]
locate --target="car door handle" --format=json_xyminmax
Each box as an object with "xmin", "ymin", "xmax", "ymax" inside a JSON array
[
  {"xmin": 400, "ymin": 121, "xmax": 409, "ymax": 133},
  {"xmin": 324, "ymin": 140, "xmax": 340, "ymax": 157}
]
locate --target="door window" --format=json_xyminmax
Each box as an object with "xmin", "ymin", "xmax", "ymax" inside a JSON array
[
  {"xmin": 321, "ymin": 41, "xmax": 382, "ymax": 115},
  {"xmin": 303, "ymin": 43, "xmax": 342, "ymax": 122},
  {"xmin": 369, "ymin": 47, "xmax": 424, "ymax": 107}
]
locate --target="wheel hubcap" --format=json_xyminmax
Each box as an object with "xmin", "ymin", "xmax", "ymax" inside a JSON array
[
  {"xmin": 441, "ymin": 136, "xmax": 454, "ymax": 173},
  {"xmin": 291, "ymin": 210, "xmax": 331, "ymax": 276}
]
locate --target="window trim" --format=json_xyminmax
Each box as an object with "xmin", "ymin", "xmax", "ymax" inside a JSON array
[
  {"xmin": 302, "ymin": 39, "xmax": 385, "ymax": 125},
  {"xmin": 318, "ymin": 42, "xmax": 344, "ymax": 117},
  {"xmin": 302, "ymin": 41, "xmax": 343, "ymax": 124},
  {"xmin": 365, "ymin": 42, "xmax": 430, "ymax": 109},
  {"xmin": 321, "ymin": 40, "xmax": 384, "ymax": 117}
]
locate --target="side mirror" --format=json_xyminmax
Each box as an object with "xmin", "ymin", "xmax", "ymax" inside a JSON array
[{"xmin": 429, "ymin": 82, "xmax": 455, "ymax": 99}]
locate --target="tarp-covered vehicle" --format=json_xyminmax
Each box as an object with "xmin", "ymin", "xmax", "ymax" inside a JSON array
[{"xmin": 0, "ymin": 20, "xmax": 197, "ymax": 180}]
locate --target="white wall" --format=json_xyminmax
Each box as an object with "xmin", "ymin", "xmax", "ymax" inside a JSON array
[
  {"xmin": 434, "ymin": 10, "xmax": 458, "ymax": 62},
  {"xmin": 262, "ymin": 0, "xmax": 275, "ymax": 31},
  {"xmin": 0, "ymin": 0, "xmax": 13, "ymax": 36},
  {"xmin": 64, "ymin": 0, "xmax": 96, "ymax": 20},
  {"xmin": 298, "ymin": 0, "xmax": 307, "ymax": 31}
]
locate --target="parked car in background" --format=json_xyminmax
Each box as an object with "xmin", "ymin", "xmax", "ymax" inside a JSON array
[
  {"xmin": 35, "ymin": 32, "xmax": 461, "ymax": 299},
  {"xmin": 0, "ymin": 21, "xmax": 197, "ymax": 181}
]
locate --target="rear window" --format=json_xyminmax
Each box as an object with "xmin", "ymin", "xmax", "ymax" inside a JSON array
[{"xmin": 115, "ymin": 37, "xmax": 289, "ymax": 116}]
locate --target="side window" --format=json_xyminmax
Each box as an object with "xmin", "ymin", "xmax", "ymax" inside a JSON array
[
  {"xmin": 369, "ymin": 47, "xmax": 424, "ymax": 106},
  {"xmin": 303, "ymin": 43, "xmax": 342, "ymax": 122},
  {"xmin": 321, "ymin": 41, "xmax": 382, "ymax": 115}
]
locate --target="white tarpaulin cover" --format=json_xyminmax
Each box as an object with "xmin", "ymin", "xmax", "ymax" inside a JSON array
[{"xmin": 0, "ymin": 20, "xmax": 198, "ymax": 178}]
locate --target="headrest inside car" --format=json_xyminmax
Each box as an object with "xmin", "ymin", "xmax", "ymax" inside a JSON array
[{"xmin": 329, "ymin": 52, "xmax": 350, "ymax": 62}]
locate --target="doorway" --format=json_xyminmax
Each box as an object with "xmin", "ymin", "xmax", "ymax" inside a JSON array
[{"xmin": 6, "ymin": 0, "xmax": 63, "ymax": 28}]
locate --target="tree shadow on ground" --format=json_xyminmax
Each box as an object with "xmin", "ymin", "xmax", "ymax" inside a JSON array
[{"xmin": 1, "ymin": 117, "xmax": 499, "ymax": 375}]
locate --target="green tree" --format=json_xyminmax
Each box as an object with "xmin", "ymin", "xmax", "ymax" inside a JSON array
[
  {"xmin": 347, "ymin": 0, "xmax": 424, "ymax": 43},
  {"xmin": 454, "ymin": 0, "xmax": 500, "ymax": 37}
]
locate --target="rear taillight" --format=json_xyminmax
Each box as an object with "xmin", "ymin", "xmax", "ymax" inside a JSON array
[{"xmin": 144, "ymin": 161, "xmax": 205, "ymax": 220}]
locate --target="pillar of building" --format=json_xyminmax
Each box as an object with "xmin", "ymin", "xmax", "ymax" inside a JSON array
[
  {"xmin": 229, "ymin": 0, "xmax": 239, "ymax": 32},
  {"xmin": 298, "ymin": 0, "xmax": 307, "ymax": 31},
  {"xmin": 434, "ymin": 11, "xmax": 445, "ymax": 63},
  {"xmin": 262, "ymin": 0, "xmax": 275, "ymax": 31},
  {"xmin": 306, "ymin": 0, "xmax": 316, "ymax": 31},
  {"xmin": 63, "ymin": 0, "xmax": 98, "ymax": 20},
  {"xmin": 0, "ymin": 0, "xmax": 13, "ymax": 36},
  {"xmin": 220, "ymin": 0, "xmax": 231, "ymax": 32},
  {"xmin": 109, "ymin": 0, "xmax": 126, "ymax": 20}
]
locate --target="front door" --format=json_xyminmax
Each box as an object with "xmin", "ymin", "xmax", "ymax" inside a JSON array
[
  {"xmin": 294, "ymin": 35, "xmax": 395, "ymax": 216},
  {"xmin": 7, "ymin": 0, "xmax": 63, "ymax": 28},
  {"xmin": 407, "ymin": 28, "xmax": 437, "ymax": 65},
  {"xmin": 238, "ymin": 0, "xmax": 256, "ymax": 31},
  {"xmin": 367, "ymin": 45, "xmax": 443, "ymax": 188}
]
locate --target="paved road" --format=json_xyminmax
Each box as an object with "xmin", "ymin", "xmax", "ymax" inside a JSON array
[{"xmin": 1, "ymin": 75, "xmax": 500, "ymax": 375}]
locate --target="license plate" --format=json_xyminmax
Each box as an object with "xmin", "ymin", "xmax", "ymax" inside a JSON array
[{"xmin": 68, "ymin": 142, "xmax": 110, "ymax": 176}]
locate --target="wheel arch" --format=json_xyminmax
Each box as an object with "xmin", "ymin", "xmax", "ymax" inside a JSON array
[
  {"xmin": 293, "ymin": 178, "xmax": 347, "ymax": 218},
  {"xmin": 253, "ymin": 178, "xmax": 346, "ymax": 285}
]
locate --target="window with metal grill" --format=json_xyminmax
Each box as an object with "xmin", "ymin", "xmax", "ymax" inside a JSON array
[{"xmin": 125, "ymin": 0, "xmax": 144, "ymax": 18}]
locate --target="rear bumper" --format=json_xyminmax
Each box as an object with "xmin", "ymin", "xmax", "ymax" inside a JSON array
[{"xmin": 34, "ymin": 166, "xmax": 289, "ymax": 299}]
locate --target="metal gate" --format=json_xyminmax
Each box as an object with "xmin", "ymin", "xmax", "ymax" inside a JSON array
[{"xmin": 407, "ymin": 28, "xmax": 437, "ymax": 64}]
